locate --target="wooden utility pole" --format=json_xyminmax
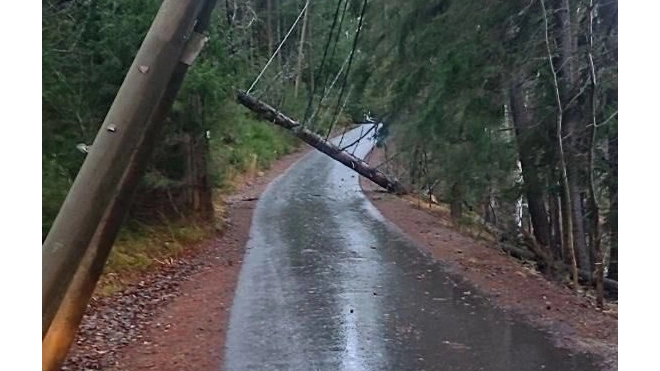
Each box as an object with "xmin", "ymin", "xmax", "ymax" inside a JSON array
[
  {"xmin": 42, "ymin": 0, "xmax": 211, "ymax": 338},
  {"xmin": 41, "ymin": 2, "xmax": 217, "ymax": 368},
  {"xmin": 294, "ymin": 0, "xmax": 310, "ymax": 97},
  {"xmin": 237, "ymin": 91, "xmax": 407, "ymax": 194}
]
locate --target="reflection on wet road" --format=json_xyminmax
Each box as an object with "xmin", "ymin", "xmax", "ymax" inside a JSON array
[{"xmin": 224, "ymin": 127, "xmax": 598, "ymax": 370}]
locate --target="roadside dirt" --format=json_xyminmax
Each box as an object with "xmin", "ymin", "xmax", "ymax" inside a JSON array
[
  {"xmin": 62, "ymin": 144, "xmax": 312, "ymax": 371},
  {"xmin": 361, "ymin": 147, "xmax": 618, "ymax": 371}
]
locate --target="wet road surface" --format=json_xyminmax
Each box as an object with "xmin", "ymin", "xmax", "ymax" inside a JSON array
[{"xmin": 224, "ymin": 127, "xmax": 599, "ymax": 371}]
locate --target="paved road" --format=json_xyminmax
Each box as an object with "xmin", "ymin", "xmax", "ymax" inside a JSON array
[{"xmin": 224, "ymin": 127, "xmax": 598, "ymax": 371}]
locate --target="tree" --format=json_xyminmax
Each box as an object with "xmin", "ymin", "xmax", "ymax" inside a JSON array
[{"xmin": 351, "ymin": 0, "xmax": 617, "ymax": 296}]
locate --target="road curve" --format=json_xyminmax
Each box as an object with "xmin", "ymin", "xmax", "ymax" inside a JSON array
[{"xmin": 224, "ymin": 127, "xmax": 598, "ymax": 371}]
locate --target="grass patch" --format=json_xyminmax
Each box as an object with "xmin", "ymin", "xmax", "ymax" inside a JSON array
[
  {"xmin": 210, "ymin": 107, "xmax": 299, "ymax": 191},
  {"xmin": 97, "ymin": 219, "xmax": 214, "ymax": 296},
  {"xmin": 106, "ymin": 222, "xmax": 209, "ymax": 274}
]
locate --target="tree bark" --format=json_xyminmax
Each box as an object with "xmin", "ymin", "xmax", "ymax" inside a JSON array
[
  {"xmin": 586, "ymin": 0, "xmax": 604, "ymax": 307},
  {"xmin": 482, "ymin": 191, "xmax": 497, "ymax": 226},
  {"xmin": 510, "ymin": 78, "xmax": 552, "ymax": 247},
  {"xmin": 409, "ymin": 145, "xmax": 421, "ymax": 186},
  {"xmin": 189, "ymin": 133, "xmax": 214, "ymax": 220},
  {"xmin": 553, "ymin": 0, "xmax": 590, "ymax": 270},
  {"xmin": 568, "ymin": 168, "xmax": 590, "ymax": 269},
  {"xmin": 607, "ymin": 133, "xmax": 617, "ymax": 280},
  {"xmin": 237, "ymin": 91, "xmax": 407, "ymax": 194},
  {"xmin": 549, "ymin": 192, "xmax": 563, "ymax": 260},
  {"xmin": 541, "ymin": 0, "xmax": 578, "ymax": 290},
  {"xmin": 450, "ymin": 182, "xmax": 463, "ymax": 222}
]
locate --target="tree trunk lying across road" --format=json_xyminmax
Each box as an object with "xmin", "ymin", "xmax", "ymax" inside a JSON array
[{"xmin": 237, "ymin": 91, "xmax": 408, "ymax": 194}]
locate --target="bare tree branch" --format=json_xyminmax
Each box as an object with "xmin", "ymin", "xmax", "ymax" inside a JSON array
[{"xmin": 594, "ymin": 110, "xmax": 618, "ymax": 128}]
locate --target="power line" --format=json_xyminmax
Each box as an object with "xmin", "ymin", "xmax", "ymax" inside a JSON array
[
  {"xmin": 306, "ymin": 53, "xmax": 350, "ymax": 130},
  {"xmin": 307, "ymin": 0, "xmax": 352, "ymax": 128},
  {"xmin": 325, "ymin": 0, "xmax": 369, "ymax": 140},
  {"xmin": 328, "ymin": 0, "xmax": 351, "ymax": 71},
  {"xmin": 302, "ymin": 0, "xmax": 346, "ymax": 124},
  {"xmin": 329, "ymin": 86, "xmax": 352, "ymax": 145},
  {"xmin": 246, "ymin": 1, "xmax": 309, "ymax": 94}
]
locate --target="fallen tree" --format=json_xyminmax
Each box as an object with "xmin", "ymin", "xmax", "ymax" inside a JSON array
[
  {"xmin": 498, "ymin": 239, "xmax": 618, "ymax": 299},
  {"xmin": 473, "ymin": 215, "xmax": 617, "ymax": 299},
  {"xmin": 478, "ymin": 216, "xmax": 617, "ymax": 298},
  {"xmin": 237, "ymin": 91, "xmax": 408, "ymax": 194}
]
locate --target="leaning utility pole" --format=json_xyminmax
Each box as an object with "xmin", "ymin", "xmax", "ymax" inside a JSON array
[
  {"xmin": 237, "ymin": 91, "xmax": 407, "ymax": 194},
  {"xmin": 41, "ymin": 2, "xmax": 218, "ymax": 368},
  {"xmin": 42, "ymin": 0, "xmax": 213, "ymax": 339}
]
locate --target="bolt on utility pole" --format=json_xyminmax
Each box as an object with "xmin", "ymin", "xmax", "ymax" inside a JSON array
[
  {"xmin": 42, "ymin": 0, "xmax": 214, "ymax": 339},
  {"xmin": 41, "ymin": 2, "xmax": 217, "ymax": 369}
]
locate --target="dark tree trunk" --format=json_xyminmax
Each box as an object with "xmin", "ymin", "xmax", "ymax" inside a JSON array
[
  {"xmin": 450, "ymin": 182, "xmax": 463, "ymax": 222},
  {"xmin": 560, "ymin": 182, "xmax": 574, "ymax": 262},
  {"xmin": 586, "ymin": 26, "xmax": 603, "ymax": 305},
  {"xmin": 409, "ymin": 145, "xmax": 420, "ymax": 185},
  {"xmin": 182, "ymin": 131, "xmax": 213, "ymax": 221},
  {"xmin": 553, "ymin": 0, "xmax": 590, "ymax": 270},
  {"xmin": 567, "ymin": 166, "xmax": 590, "ymax": 269},
  {"xmin": 549, "ymin": 192, "xmax": 563, "ymax": 260},
  {"xmin": 482, "ymin": 192, "xmax": 497, "ymax": 226},
  {"xmin": 607, "ymin": 133, "xmax": 618, "ymax": 280},
  {"xmin": 193, "ymin": 134, "xmax": 214, "ymax": 220},
  {"xmin": 509, "ymin": 78, "xmax": 552, "ymax": 247}
]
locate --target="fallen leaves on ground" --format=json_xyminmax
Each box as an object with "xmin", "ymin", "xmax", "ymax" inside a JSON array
[{"xmin": 62, "ymin": 244, "xmax": 217, "ymax": 370}]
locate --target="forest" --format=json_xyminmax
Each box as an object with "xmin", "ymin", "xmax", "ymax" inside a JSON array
[
  {"xmin": 352, "ymin": 0, "xmax": 618, "ymax": 306},
  {"xmin": 43, "ymin": 0, "xmax": 617, "ymax": 304}
]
